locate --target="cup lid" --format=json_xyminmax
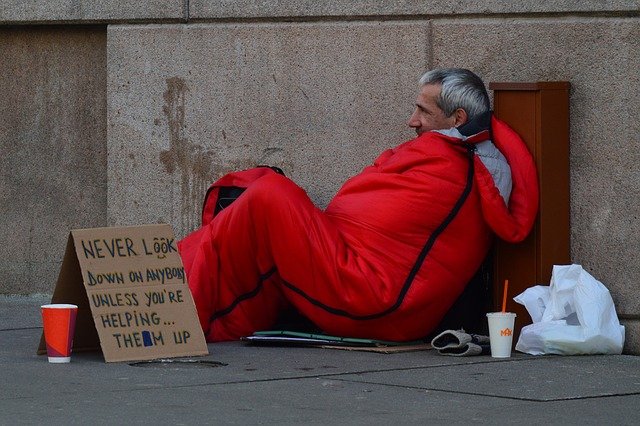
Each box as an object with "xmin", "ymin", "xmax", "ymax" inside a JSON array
[{"xmin": 41, "ymin": 304, "xmax": 78, "ymax": 309}]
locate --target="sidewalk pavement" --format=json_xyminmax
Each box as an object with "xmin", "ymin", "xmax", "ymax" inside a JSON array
[{"xmin": 2, "ymin": 295, "xmax": 640, "ymax": 425}]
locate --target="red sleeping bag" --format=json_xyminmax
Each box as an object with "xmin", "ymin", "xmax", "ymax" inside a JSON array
[{"xmin": 178, "ymin": 116, "xmax": 538, "ymax": 342}]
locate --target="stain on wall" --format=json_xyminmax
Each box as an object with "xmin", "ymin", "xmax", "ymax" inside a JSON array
[
  {"xmin": 159, "ymin": 77, "xmax": 256, "ymax": 235},
  {"xmin": 160, "ymin": 77, "xmax": 217, "ymax": 233}
]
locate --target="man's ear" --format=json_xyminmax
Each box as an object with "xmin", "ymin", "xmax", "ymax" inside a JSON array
[{"xmin": 453, "ymin": 108, "xmax": 468, "ymax": 127}]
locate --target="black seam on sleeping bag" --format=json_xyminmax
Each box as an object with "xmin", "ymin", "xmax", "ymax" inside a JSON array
[
  {"xmin": 209, "ymin": 266, "xmax": 277, "ymax": 322},
  {"xmin": 209, "ymin": 146, "xmax": 475, "ymax": 323},
  {"xmin": 281, "ymin": 144, "xmax": 476, "ymax": 320}
]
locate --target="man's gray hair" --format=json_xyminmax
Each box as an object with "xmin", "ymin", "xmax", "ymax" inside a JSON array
[{"xmin": 419, "ymin": 68, "xmax": 490, "ymax": 121}]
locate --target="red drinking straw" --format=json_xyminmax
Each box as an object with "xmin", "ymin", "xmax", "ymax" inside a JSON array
[{"xmin": 502, "ymin": 279, "xmax": 509, "ymax": 313}]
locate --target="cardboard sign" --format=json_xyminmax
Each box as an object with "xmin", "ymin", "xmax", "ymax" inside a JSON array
[{"xmin": 38, "ymin": 224, "xmax": 208, "ymax": 362}]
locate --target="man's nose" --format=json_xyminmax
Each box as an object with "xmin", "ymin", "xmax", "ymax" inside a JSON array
[{"xmin": 407, "ymin": 110, "xmax": 420, "ymax": 127}]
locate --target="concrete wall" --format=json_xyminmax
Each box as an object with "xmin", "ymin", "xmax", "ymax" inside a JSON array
[
  {"xmin": 0, "ymin": 26, "xmax": 107, "ymax": 294},
  {"xmin": 106, "ymin": 22, "xmax": 428, "ymax": 235},
  {"xmin": 1, "ymin": 1, "xmax": 639, "ymax": 350}
]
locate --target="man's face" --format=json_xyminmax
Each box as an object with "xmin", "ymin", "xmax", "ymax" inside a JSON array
[{"xmin": 407, "ymin": 84, "xmax": 457, "ymax": 136}]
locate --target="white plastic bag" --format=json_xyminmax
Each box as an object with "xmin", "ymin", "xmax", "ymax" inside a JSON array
[{"xmin": 514, "ymin": 264, "xmax": 625, "ymax": 355}]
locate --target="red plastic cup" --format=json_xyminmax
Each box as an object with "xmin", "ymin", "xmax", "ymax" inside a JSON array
[{"xmin": 41, "ymin": 304, "xmax": 78, "ymax": 363}]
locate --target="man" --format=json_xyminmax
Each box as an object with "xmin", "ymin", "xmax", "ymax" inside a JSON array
[
  {"xmin": 179, "ymin": 68, "xmax": 538, "ymax": 342},
  {"xmin": 408, "ymin": 69, "xmax": 512, "ymax": 204}
]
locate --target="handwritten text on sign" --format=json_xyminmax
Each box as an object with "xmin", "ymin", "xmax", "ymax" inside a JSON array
[
  {"xmin": 80, "ymin": 237, "xmax": 184, "ymax": 286},
  {"xmin": 71, "ymin": 224, "xmax": 207, "ymax": 362}
]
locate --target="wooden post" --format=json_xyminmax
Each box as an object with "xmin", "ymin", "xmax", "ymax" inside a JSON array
[{"xmin": 489, "ymin": 82, "xmax": 571, "ymax": 335}]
